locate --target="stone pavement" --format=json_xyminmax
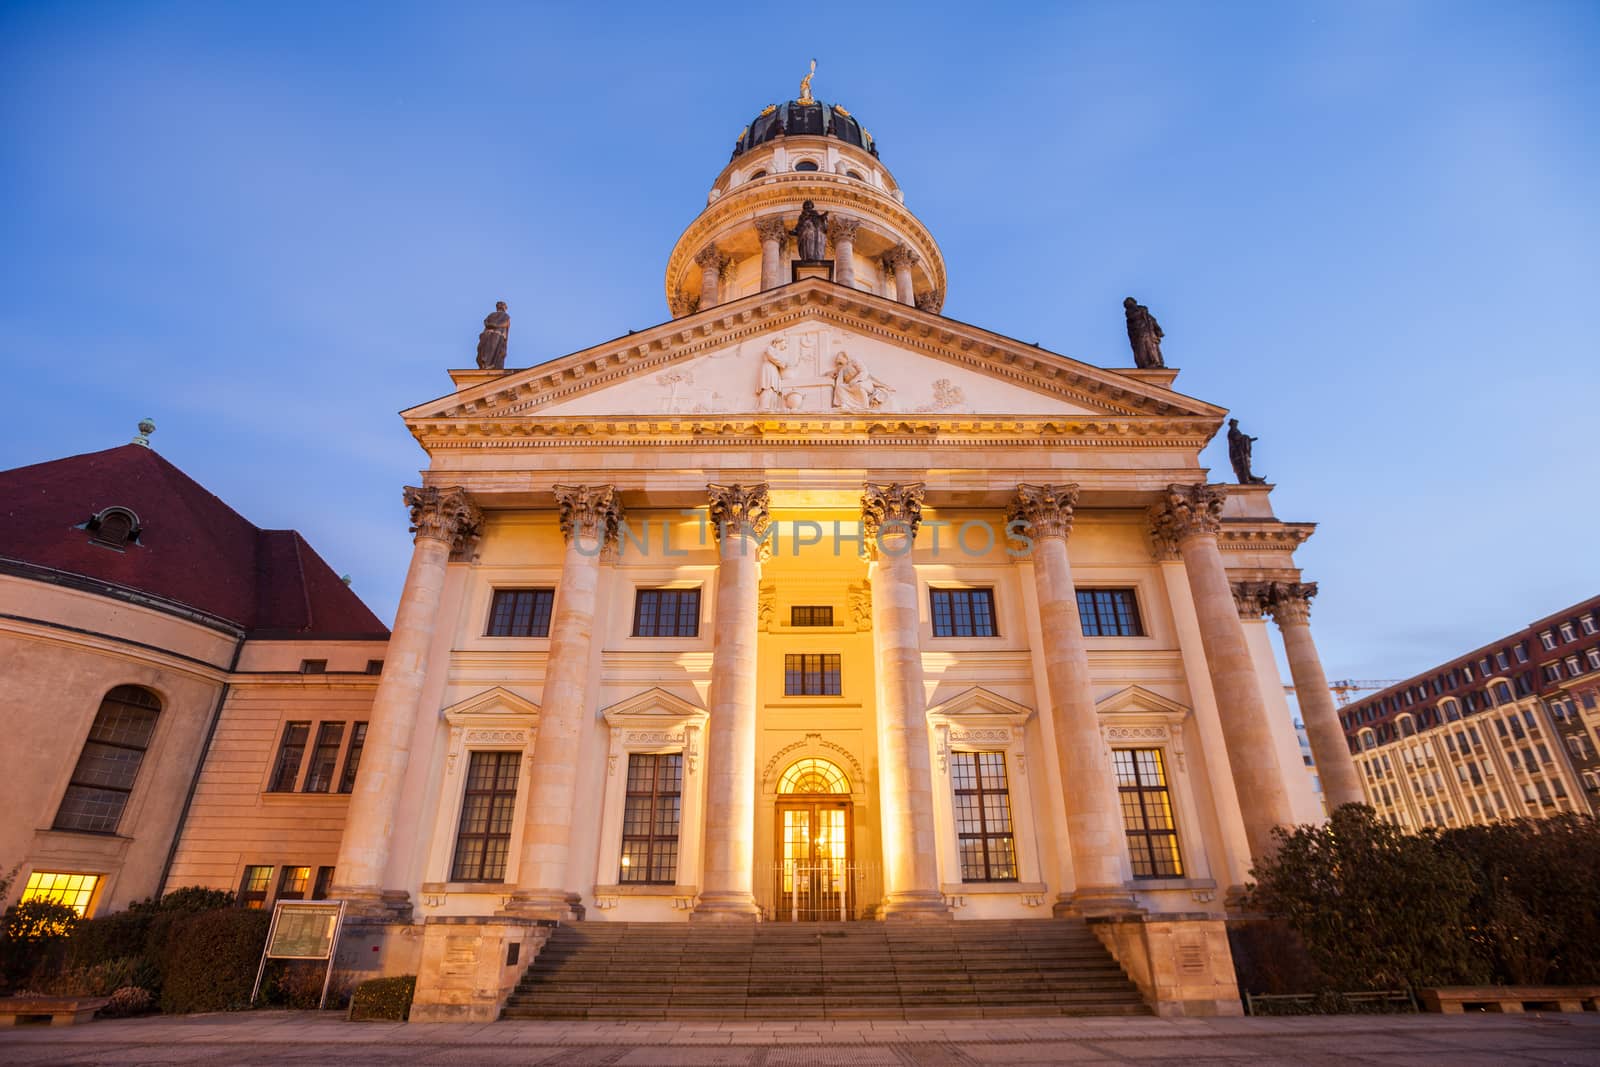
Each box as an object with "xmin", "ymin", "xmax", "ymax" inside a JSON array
[{"xmin": 2, "ymin": 1010, "xmax": 1599, "ymax": 1065}]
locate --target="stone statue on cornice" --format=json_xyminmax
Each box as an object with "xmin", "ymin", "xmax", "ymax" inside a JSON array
[
  {"xmin": 1123, "ymin": 296, "xmax": 1165, "ymax": 369},
  {"xmin": 1228, "ymin": 418, "xmax": 1268, "ymax": 485},
  {"xmin": 791, "ymin": 200, "xmax": 830, "ymax": 262},
  {"xmin": 476, "ymin": 301, "xmax": 510, "ymax": 370}
]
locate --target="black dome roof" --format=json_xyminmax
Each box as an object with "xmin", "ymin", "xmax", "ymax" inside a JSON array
[{"xmin": 732, "ymin": 100, "xmax": 878, "ymax": 161}]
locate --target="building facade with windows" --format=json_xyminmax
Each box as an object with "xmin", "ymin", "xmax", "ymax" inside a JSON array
[
  {"xmin": 298, "ymin": 88, "xmax": 1357, "ymax": 1019},
  {"xmin": 0, "ymin": 439, "xmax": 388, "ymax": 917},
  {"xmin": 1339, "ymin": 594, "xmax": 1600, "ymax": 828}
]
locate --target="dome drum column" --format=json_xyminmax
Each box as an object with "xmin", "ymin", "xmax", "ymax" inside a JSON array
[
  {"xmin": 754, "ymin": 218, "xmax": 788, "ymax": 291},
  {"xmin": 827, "ymin": 215, "xmax": 860, "ymax": 288},
  {"xmin": 695, "ymin": 245, "xmax": 729, "ymax": 309},
  {"xmin": 883, "ymin": 244, "xmax": 918, "ymax": 306}
]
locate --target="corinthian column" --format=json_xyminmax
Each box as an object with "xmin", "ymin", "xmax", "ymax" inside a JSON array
[
  {"xmin": 755, "ymin": 218, "xmax": 788, "ymax": 291},
  {"xmin": 333, "ymin": 485, "xmax": 481, "ymax": 916},
  {"xmin": 1151, "ymin": 485, "xmax": 1294, "ymax": 860},
  {"xmin": 696, "ymin": 245, "xmax": 729, "ymax": 309},
  {"xmin": 503, "ymin": 485, "xmax": 619, "ymax": 920},
  {"xmin": 694, "ymin": 483, "xmax": 769, "ymax": 921},
  {"xmin": 883, "ymin": 245, "xmax": 918, "ymax": 306},
  {"xmin": 864, "ymin": 483, "xmax": 949, "ymax": 919},
  {"xmin": 1264, "ymin": 581, "xmax": 1365, "ymax": 809},
  {"xmin": 827, "ymin": 215, "xmax": 860, "ymax": 287},
  {"xmin": 1010, "ymin": 485, "xmax": 1137, "ymax": 915}
]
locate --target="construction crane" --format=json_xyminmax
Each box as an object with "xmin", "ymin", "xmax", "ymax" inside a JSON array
[{"xmin": 1282, "ymin": 679, "xmax": 1405, "ymax": 706}]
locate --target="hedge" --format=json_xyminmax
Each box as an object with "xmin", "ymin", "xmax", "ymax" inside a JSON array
[
  {"xmin": 156, "ymin": 908, "xmax": 271, "ymax": 1014},
  {"xmin": 348, "ymin": 975, "xmax": 416, "ymax": 1021}
]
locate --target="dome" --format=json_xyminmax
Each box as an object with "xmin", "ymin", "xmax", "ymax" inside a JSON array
[{"xmin": 731, "ymin": 99, "xmax": 878, "ymax": 161}]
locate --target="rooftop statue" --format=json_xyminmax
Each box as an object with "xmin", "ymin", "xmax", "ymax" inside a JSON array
[
  {"xmin": 799, "ymin": 59, "xmax": 816, "ymax": 106},
  {"xmin": 476, "ymin": 301, "xmax": 510, "ymax": 370},
  {"xmin": 1123, "ymin": 296, "xmax": 1165, "ymax": 369},
  {"xmin": 1228, "ymin": 418, "xmax": 1268, "ymax": 485},
  {"xmin": 791, "ymin": 200, "xmax": 830, "ymax": 262}
]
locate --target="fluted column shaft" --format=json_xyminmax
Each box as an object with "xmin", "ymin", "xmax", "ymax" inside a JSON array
[
  {"xmin": 695, "ymin": 484, "xmax": 768, "ymax": 921},
  {"xmin": 1153, "ymin": 485, "xmax": 1294, "ymax": 861},
  {"xmin": 755, "ymin": 219, "xmax": 786, "ymax": 291},
  {"xmin": 1010, "ymin": 486, "xmax": 1136, "ymax": 914},
  {"xmin": 333, "ymin": 486, "xmax": 480, "ymax": 915},
  {"xmin": 1267, "ymin": 583, "xmax": 1365, "ymax": 809},
  {"xmin": 504, "ymin": 485, "xmax": 617, "ymax": 920},
  {"xmin": 828, "ymin": 216, "xmax": 859, "ymax": 288},
  {"xmin": 864, "ymin": 483, "xmax": 948, "ymax": 919}
]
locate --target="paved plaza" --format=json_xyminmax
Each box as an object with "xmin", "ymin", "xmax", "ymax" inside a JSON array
[{"xmin": 3, "ymin": 1011, "xmax": 1599, "ymax": 1065}]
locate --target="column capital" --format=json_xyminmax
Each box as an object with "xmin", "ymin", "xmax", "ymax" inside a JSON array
[
  {"xmin": 707, "ymin": 482, "xmax": 771, "ymax": 544},
  {"xmin": 1231, "ymin": 581, "xmax": 1273, "ymax": 620},
  {"xmin": 882, "ymin": 243, "xmax": 919, "ymax": 270},
  {"xmin": 1008, "ymin": 483, "xmax": 1079, "ymax": 542},
  {"xmin": 826, "ymin": 214, "xmax": 861, "ymax": 242},
  {"xmin": 754, "ymin": 217, "xmax": 789, "ymax": 244},
  {"xmin": 1265, "ymin": 580, "xmax": 1318, "ymax": 625},
  {"xmin": 694, "ymin": 244, "xmax": 730, "ymax": 274},
  {"xmin": 914, "ymin": 287, "xmax": 945, "ymax": 314},
  {"xmin": 861, "ymin": 482, "xmax": 925, "ymax": 553},
  {"xmin": 553, "ymin": 484, "xmax": 621, "ymax": 546},
  {"xmin": 1149, "ymin": 482, "xmax": 1227, "ymax": 555},
  {"xmin": 404, "ymin": 485, "xmax": 482, "ymax": 554}
]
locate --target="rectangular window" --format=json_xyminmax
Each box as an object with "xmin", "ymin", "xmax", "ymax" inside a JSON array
[
  {"xmin": 790, "ymin": 605, "xmax": 834, "ymax": 627},
  {"xmin": 1541, "ymin": 632, "xmax": 1557, "ymax": 651},
  {"xmin": 1588, "ymin": 649, "xmax": 1600, "ymax": 671},
  {"xmin": 450, "ymin": 751, "xmax": 521, "ymax": 882},
  {"xmin": 619, "ymin": 753, "xmax": 683, "ymax": 884},
  {"xmin": 311, "ymin": 866, "xmax": 335, "ymax": 900},
  {"xmin": 951, "ymin": 751, "xmax": 1018, "ymax": 881},
  {"xmin": 1582, "ymin": 616, "xmax": 1597, "ymax": 636},
  {"xmin": 1515, "ymin": 644, "xmax": 1529, "ymax": 663},
  {"xmin": 20, "ymin": 872, "xmax": 100, "ymax": 917},
  {"xmin": 1560, "ymin": 623, "xmax": 1577, "ymax": 643},
  {"xmin": 301, "ymin": 723, "xmax": 345, "ymax": 793},
  {"xmin": 1114, "ymin": 749, "xmax": 1183, "ymax": 879},
  {"xmin": 486, "ymin": 588, "xmax": 555, "ymax": 637},
  {"xmin": 268, "ymin": 723, "xmax": 310, "ymax": 792},
  {"xmin": 1077, "ymin": 589, "xmax": 1145, "ymax": 637},
  {"xmin": 365, "ymin": 659, "xmax": 385, "ymax": 675},
  {"xmin": 1496, "ymin": 651, "xmax": 1510, "ymax": 670},
  {"xmin": 300, "ymin": 659, "xmax": 327, "ymax": 674},
  {"xmin": 632, "ymin": 588, "xmax": 701, "ymax": 637},
  {"xmin": 784, "ymin": 653, "xmax": 842, "ymax": 696},
  {"xmin": 338, "ymin": 722, "xmax": 367, "ymax": 793},
  {"xmin": 930, "ymin": 588, "xmax": 998, "ymax": 638},
  {"xmin": 277, "ymin": 865, "xmax": 310, "ymax": 901},
  {"xmin": 238, "ymin": 865, "xmax": 272, "ymax": 909},
  {"xmin": 1567, "ymin": 656, "xmax": 1583, "ymax": 676}
]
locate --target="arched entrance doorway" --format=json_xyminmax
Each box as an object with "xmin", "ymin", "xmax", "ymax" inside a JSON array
[{"xmin": 774, "ymin": 757, "xmax": 855, "ymax": 921}]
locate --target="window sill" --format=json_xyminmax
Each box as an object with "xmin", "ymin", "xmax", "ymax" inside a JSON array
[
  {"xmin": 1128, "ymin": 877, "xmax": 1216, "ymax": 892},
  {"xmin": 420, "ymin": 881, "xmax": 510, "ymax": 895},
  {"xmin": 259, "ymin": 791, "xmax": 351, "ymax": 803},
  {"xmin": 941, "ymin": 881, "xmax": 1045, "ymax": 896},
  {"xmin": 593, "ymin": 884, "xmax": 701, "ymax": 897}
]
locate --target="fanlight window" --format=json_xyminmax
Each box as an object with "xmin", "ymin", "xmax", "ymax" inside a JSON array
[{"xmin": 778, "ymin": 757, "xmax": 849, "ymax": 794}]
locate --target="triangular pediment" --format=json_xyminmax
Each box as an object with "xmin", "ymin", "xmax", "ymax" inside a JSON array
[
  {"xmin": 403, "ymin": 281, "xmax": 1224, "ymax": 434},
  {"xmin": 441, "ymin": 686, "xmax": 540, "ymax": 723}
]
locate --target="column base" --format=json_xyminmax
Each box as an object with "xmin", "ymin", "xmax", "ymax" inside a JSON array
[
  {"xmin": 498, "ymin": 889, "xmax": 584, "ymax": 923},
  {"xmin": 332, "ymin": 885, "xmax": 414, "ymax": 922},
  {"xmin": 1053, "ymin": 886, "xmax": 1144, "ymax": 920},
  {"xmin": 881, "ymin": 890, "xmax": 953, "ymax": 921},
  {"xmin": 690, "ymin": 891, "xmax": 761, "ymax": 922}
]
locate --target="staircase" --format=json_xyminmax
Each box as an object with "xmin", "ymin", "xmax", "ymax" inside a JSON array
[{"xmin": 502, "ymin": 919, "xmax": 1150, "ymax": 1020}]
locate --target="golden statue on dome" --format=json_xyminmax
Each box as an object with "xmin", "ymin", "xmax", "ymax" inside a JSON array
[{"xmin": 798, "ymin": 59, "xmax": 816, "ymax": 105}]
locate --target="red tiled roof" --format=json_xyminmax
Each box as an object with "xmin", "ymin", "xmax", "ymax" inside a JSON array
[{"xmin": 0, "ymin": 444, "xmax": 388, "ymax": 637}]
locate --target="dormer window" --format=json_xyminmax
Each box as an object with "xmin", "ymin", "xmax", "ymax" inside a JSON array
[
  {"xmin": 793, "ymin": 159, "xmax": 819, "ymax": 172},
  {"xmin": 85, "ymin": 506, "xmax": 141, "ymax": 550}
]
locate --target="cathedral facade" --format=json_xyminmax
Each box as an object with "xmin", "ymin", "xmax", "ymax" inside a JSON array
[{"xmin": 309, "ymin": 88, "xmax": 1359, "ymax": 1018}]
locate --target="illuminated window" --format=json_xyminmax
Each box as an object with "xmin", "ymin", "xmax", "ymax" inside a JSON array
[
  {"xmin": 951, "ymin": 752, "xmax": 1017, "ymax": 881},
  {"xmin": 619, "ymin": 753, "xmax": 682, "ymax": 884},
  {"xmin": 238, "ymin": 865, "xmax": 272, "ymax": 909},
  {"xmin": 784, "ymin": 653, "xmax": 841, "ymax": 696},
  {"xmin": 277, "ymin": 866, "xmax": 310, "ymax": 901},
  {"xmin": 930, "ymin": 588, "xmax": 997, "ymax": 637},
  {"xmin": 450, "ymin": 751, "xmax": 520, "ymax": 882},
  {"xmin": 21, "ymin": 872, "xmax": 100, "ymax": 916},
  {"xmin": 54, "ymin": 685, "xmax": 162, "ymax": 834},
  {"xmin": 778, "ymin": 758, "xmax": 850, "ymax": 794},
  {"xmin": 302, "ymin": 723, "xmax": 345, "ymax": 793},
  {"xmin": 1077, "ymin": 589, "xmax": 1145, "ymax": 637},
  {"xmin": 1114, "ymin": 749, "xmax": 1183, "ymax": 878},
  {"xmin": 338, "ymin": 722, "xmax": 367, "ymax": 793},
  {"xmin": 487, "ymin": 589, "xmax": 555, "ymax": 637},
  {"xmin": 633, "ymin": 589, "xmax": 701, "ymax": 637},
  {"xmin": 790, "ymin": 605, "xmax": 833, "ymax": 627},
  {"xmin": 268, "ymin": 722, "xmax": 310, "ymax": 792}
]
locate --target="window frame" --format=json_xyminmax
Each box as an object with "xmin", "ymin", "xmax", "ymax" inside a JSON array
[
  {"xmin": 53, "ymin": 685, "xmax": 163, "ymax": 835},
  {"xmin": 783, "ymin": 652, "xmax": 842, "ymax": 696},
  {"xmin": 618, "ymin": 752, "xmax": 684, "ymax": 885},
  {"xmin": 790, "ymin": 604, "xmax": 834, "ymax": 628},
  {"xmin": 267, "ymin": 721, "xmax": 312, "ymax": 793},
  {"xmin": 1076, "ymin": 588, "xmax": 1146, "ymax": 638},
  {"xmin": 631, "ymin": 587, "xmax": 702, "ymax": 638},
  {"xmin": 949, "ymin": 750, "xmax": 1019, "ymax": 882},
  {"xmin": 449, "ymin": 750, "xmax": 523, "ymax": 883},
  {"xmin": 301, "ymin": 722, "xmax": 346, "ymax": 793},
  {"xmin": 929, "ymin": 587, "xmax": 999, "ymax": 638},
  {"xmin": 1113, "ymin": 747, "xmax": 1185, "ymax": 880},
  {"xmin": 238, "ymin": 864, "xmax": 273, "ymax": 909},
  {"xmin": 337, "ymin": 722, "xmax": 367, "ymax": 794},
  {"xmin": 485, "ymin": 587, "xmax": 556, "ymax": 638}
]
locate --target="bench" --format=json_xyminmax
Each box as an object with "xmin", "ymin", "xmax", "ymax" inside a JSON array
[
  {"xmin": 0, "ymin": 996, "xmax": 111, "ymax": 1026},
  {"xmin": 1421, "ymin": 986, "xmax": 1600, "ymax": 1014},
  {"xmin": 1244, "ymin": 990, "xmax": 1415, "ymax": 1015}
]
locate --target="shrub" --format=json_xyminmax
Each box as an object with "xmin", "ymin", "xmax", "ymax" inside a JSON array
[
  {"xmin": 130, "ymin": 887, "xmax": 235, "ymax": 915},
  {"xmin": 101, "ymin": 986, "xmax": 154, "ymax": 1017},
  {"xmin": 348, "ymin": 975, "xmax": 416, "ymax": 1021},
  {"xmin": 156, "ymin": 908, "xmax": 271, "ymax": 1014},
  {"xmin": 1, "ymin": 899, "xmax": 81, "ymax": 988},
  {"xmin": 40, "ymin": 955, "xmax": 160, "ymax": 998}
]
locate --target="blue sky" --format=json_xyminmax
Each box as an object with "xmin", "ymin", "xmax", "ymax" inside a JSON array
[{"xmin": 2, "ymin": 1, "xmax": 1596, "ymax": 684}]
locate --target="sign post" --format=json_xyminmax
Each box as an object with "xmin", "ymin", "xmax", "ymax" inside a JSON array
[{"xmin": 250, "ymin": 900, "xmax": 346, "ymax": 1010}]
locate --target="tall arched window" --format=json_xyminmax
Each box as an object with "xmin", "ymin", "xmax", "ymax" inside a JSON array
[{"xmin": 54, "ymin": 685, "xmax": 162, "ymax": 834}]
